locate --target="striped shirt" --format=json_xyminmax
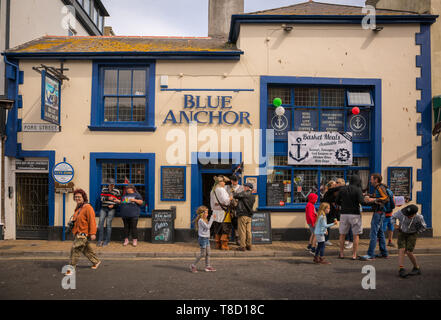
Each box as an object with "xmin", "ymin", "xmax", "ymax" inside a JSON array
[{"xmin": 100, "ymin": 187, "xmax": 121, "ymax": 208}]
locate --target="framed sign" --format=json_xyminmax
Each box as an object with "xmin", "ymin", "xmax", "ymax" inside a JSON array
[
  {"xmin": 388, "ymin": 167, "xmax": 412, "ymax": 201},
  {"xmin": 152, "ymin": 208, "xmax": 176, "ymax": 243},
  {"xmin": 53, "ymin": 162, "xmax": 74, "ymax": 184},
  {"xmin": 244, "ymin": 176, "xmax": 258, "ymax": 194},
  {"xmin": 41, "ymin": 70, "xmax": 61, "ymax": 125},
  {"xmin": 251, "ymin": 212, "xmax": 272, "ymax": 244},
  {"xmin": 161, "ymin": 166, "xmax": 186, "ymax": 201}
]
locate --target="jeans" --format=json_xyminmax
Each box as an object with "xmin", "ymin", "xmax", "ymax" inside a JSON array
[
  {"xmin": 315, "ymin": 241, "xmax": 325, "ymax": 257},
  {"xmin": 367, "ymin": 212, "xmax": 388, "ymax": 257},
  {"xmin": 123, "ymin": 217, "xmax": 138, "ymax": 240},
  {"xmin": 98, "ymin": 207, "xmax": 115, "ymax": 243}
]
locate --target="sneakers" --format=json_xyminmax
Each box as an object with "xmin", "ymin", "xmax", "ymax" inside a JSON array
[
  {"xmin": 325, "ymin": 241, "xmax": 333, "ymax": 246},
  {"xmin": 103, "ymin": 241, "xmax": 109, "ymax": 247},
  {"xmin": 345, "ymin": 242, "xmax": 353, "ymax": 249},
  {"xmin": 344, "ymin": 241, "xmax": 349, "ymax": 245},
  {"xmin": 91, "ymin": 261, "xmax": 101, "ymax": 270},
  {"xmin": 96, "ymin": 241, "xmax": 103, "ymax": 247},
  {"xmin": 387, "ymin": 241, "xmax": 395, "ymax": 247},
  {"xmin": 359, "ymin": 255, "xmax": 375, "ymax": 261},
  {"xmin": 123, "ymin": 238, "xmax": 129, "ymax": 246},
  {"xmin": 375, "ymin": 254, "xmax": 389, "ymax": 259},
  {"xmin": 132, "ymin": 239, "xmax": 138, "ymax": 247},
  {"xmin": 408, "ymin": 267, "xmax": 422, "ymax": 276},
  {"xmin": 205, "ymin": 266, "xmax": 216, "ymax": 272},
  {"xmin": 399, "ymin": 268, "xmax": 408, "ymax": 278},
  {"xmin": 306, "ymin": 244, "xmax": 312, "ymax": 251},
  {"xmin": 190, "ymin": 264, "xmax": 198, "ymax": 273},
  {"xmin": 309, "ymin": 247, "xmax": 316, "ymax": 255}
]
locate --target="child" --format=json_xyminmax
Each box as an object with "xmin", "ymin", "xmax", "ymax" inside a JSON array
[
  {"xmin": 190, "ymin": 206, "xmax": 216, "ymax": 273},
  {"xmin": 305, "ymin": 193, "xmax": 318, "ymax": 254},
  {"xmin": 313, "ymin": 202, "xmax": 338, "ymax": 264},
  {"xmin": 391, "ymin": 204, "xmax": 427, "ymax": 278}
]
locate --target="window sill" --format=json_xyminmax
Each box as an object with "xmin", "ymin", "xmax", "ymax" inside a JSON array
[{"xmin": 88, "ymin": 125, "xmax": 157, "ymax": 132}]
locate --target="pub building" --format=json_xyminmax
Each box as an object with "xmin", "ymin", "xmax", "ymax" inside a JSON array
[{"xmin": 1, "ymin": 1, "xmax": 438, "ymax": 240}]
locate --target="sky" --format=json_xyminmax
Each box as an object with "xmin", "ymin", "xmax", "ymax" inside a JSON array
[{"xmin": 100, "ymin": 0, "xmax": 367, "ymax": 36}]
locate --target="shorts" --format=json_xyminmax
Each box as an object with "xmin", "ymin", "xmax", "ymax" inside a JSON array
[
  {"xmin": 308, "ymin": 224, "xmax": 315, "ymax": 234},
  {"xmin": 198, "ymin": 236, "xmax": 210, "ymax": 248},
  {"xmin": 339, "ymin": 214, "xmax": 363, "ymax": 235},
  {"xmin": 397, "ymin": 231, "xmax": 417, "ymax": 252},
  {"xmin": 212, "ymin": 221, "xmax": 232, "ymax": 235},
  {"xmin": 382, "ymin": 216, "xmax": 394, "ymax": 232}
]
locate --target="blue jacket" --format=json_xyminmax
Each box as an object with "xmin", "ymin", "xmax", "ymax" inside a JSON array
[{"xmin": 314, "ymin": 215, "xmax": 335, "ymax": 236}]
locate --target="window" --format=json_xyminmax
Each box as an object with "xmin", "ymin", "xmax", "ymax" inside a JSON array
[
  {"xmin": 266, "ymin": 86, "xmax": 373, "ymax": 206},
  {"xmin": 90, "ymin": 153, "xmax": 155, "ymax": 216},
  {"xmin": 90, "ymin": 62, "xmax": 156, "ymax": 131},
  {"xmin": 83, "ymin": 0, "xmax": 91, "ymax": 15}
]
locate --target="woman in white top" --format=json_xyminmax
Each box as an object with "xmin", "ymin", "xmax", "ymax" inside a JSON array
[{"xmin": 210, "ymin": 175, "xmax": 232, "ymax": 250}]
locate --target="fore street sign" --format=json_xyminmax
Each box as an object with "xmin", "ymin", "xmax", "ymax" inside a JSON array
[{"xmin": 22, "ymin": 123, "xmax": 60, "ymax": 132}]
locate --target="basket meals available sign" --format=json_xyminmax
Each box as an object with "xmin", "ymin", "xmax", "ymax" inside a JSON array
[{"xmin": 288, "ymin": 131, "xmax": 353, "ymax": 165}]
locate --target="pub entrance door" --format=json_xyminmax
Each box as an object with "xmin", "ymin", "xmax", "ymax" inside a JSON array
[{"xmin": 16, "ymin": 173, "xmax": 49, "ymax": 239}]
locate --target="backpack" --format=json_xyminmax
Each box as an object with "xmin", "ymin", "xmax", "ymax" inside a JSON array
[{"xmin": 383, "ymin": 185, "xmax": 395, "ymax": 213}]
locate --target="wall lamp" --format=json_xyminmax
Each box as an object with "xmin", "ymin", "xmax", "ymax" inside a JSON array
[
  {"xmin": 281, "ymin": 24, "xmax": 293, "ymax": 32},
  {"xmin": 373, "ymin": 26, "xmax": 384, "ymax": 32}
]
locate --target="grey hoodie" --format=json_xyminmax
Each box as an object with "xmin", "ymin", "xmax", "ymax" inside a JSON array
[{"xmin": 391, "ymin": 210, "xmax": 427, "ymax": 234}]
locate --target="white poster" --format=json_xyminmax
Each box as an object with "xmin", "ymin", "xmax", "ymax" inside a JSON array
[{"xmin": 288, "ymin": 131, "xmax": 353, "ymax": 165}]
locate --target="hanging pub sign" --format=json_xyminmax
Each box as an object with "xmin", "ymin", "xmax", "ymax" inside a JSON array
[
  {"xmin": 41, "ymin": 70, "xmax": 61, "ymax": 125},
  {"xmin": 288, "ymin": 131, "xmax": 353, "ymax": 165}
]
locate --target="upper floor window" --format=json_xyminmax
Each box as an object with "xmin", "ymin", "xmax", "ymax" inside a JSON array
[{"xmin": 90, "ymin": 62, "xmax": 156, "ymax": 131}]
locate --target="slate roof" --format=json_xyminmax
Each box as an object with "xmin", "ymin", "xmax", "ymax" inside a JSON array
[{"xmin": 247, "ymin": 1, "xmax": 419, "ymax": 16}]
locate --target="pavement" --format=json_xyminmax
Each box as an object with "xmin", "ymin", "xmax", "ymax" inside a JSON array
[{"xmin": 0, "ymin": 237, "xmax": 440, "ymax": 258}]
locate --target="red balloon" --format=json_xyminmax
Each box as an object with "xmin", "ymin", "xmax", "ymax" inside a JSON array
[{"xmin": 352, "ymin": 107, "xmax": 360, "ymax": 115}]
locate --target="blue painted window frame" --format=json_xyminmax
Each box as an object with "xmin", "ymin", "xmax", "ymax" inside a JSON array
[
  {"xmin": 90, "ymin": 153, "xmax": 155, "ymax": 217},
  {"xmin": 160, "ymin": 166, "xmax": 187, "ymax": 202},
  {"xmin": 259, "ymin": 76, "xmax": 382, "ymax": 211},
  {"xmin": 89, "ymin": 60, "xmax": 156, "ymax": 131}
]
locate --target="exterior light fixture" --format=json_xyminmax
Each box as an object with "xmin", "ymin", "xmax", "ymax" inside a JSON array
[
  {"xmin": 281, "ymin": 24, "xmax": 293, "ymax": 32},
  {"xmin": 373, "ymin": 26, "xmax": 384, "ymax": 32}
]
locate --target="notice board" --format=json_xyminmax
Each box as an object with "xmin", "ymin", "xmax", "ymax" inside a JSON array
[
  {"xmin": 388, "ymin": 167, "xmax": 412, "ymax": 200},
  {"xmin": 252, "ymin": 212, "xmax": 272, "ymax": 244}
]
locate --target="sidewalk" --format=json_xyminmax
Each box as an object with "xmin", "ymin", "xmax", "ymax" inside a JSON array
[{"xmin": 0, "ymin": 237, "xmax": 440, "ymax": 258}]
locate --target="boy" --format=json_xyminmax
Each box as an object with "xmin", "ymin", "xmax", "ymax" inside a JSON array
[{"xmin": 391, "ymin": 204, "xmax": 427, "ymax": 278}]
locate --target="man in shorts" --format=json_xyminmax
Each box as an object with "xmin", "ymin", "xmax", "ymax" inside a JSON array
[
  {"xmin": 392, "ymin": 204, "xmax": 427, "ymax": 278},
  {"xmin": 336, "ymin": 175, "xmax": 368, "ymax": 260}
]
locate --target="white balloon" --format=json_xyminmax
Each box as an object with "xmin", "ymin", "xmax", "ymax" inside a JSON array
[{"xmin": 275, "ymin": 106, "xmax": 285, "ymax": 116}]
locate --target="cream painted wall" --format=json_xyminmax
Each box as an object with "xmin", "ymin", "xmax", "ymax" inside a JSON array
[
  {"xmin": 13, "ymin": 23, "xmax": 425, "ymax": 235},
  {"xmin": 10, "ymin": 0, "xmax": 89, "ymax": 49}
]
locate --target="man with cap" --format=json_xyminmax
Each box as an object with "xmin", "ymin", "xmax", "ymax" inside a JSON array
[
  {"xmin": 391, "ymin": 204, "xmax": 427, "ymax": 278},
  {"xmin": 97, "ymin": 179, "xmax": 121, "ymax": 246},
  {"xmin": 234, "ymin": 182, "xmax": 256, "ymax": 251},
  {"xmin": 225, "ymin": 175, "xmax": 244, "ymax": 245}
]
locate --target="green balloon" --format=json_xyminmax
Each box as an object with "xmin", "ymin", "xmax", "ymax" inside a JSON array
[{"xmin": 273, "ymin": 98, "xmax": 282, "ymax": 107}]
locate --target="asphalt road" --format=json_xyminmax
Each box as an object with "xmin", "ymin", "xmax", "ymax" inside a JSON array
[{"xmin": 0, "ymin": 254, "xmax": 440, "ymax": 300}]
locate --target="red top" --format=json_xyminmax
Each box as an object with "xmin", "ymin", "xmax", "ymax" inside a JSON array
[{"xmin": 305, "ymin": 193, "xmax": 318, "ymax": 226}]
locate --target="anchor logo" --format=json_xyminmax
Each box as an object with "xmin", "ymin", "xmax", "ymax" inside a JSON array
[
  {"xmin": 350, "ymin": 115, "xmax": 366, "ymax": 132},
  {"xmin": 271, "ymin": 114, "xmax": 288, "ymax": 132},
  {"xmin": 289, "ymin": 137, "xmax": 309, "ymax": 162}
]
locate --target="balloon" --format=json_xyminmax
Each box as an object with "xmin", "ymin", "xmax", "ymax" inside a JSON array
[
  {"xmin": 352, "ymin": 107, "xmax": 360, "ymax": 115},
  {"xmin": 273, "ymin": 97, "xmax": 282, "ymax": 107},
  {"xmin": 275, "ymin": 106, "xmax": 285, "ymax": 116}
]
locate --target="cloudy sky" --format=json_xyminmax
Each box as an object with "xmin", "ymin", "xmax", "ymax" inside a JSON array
[{"xmin": 101, "ymin": 0, "xmax": 367, "ymax": 36}]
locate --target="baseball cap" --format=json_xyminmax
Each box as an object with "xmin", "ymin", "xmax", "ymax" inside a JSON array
[
  {"xmin": 402, "ymin": 204, "xmax": 418, "ymax": 217},
  {"xmin": 244, "ymin": 182, "xmax": 254, "ymax": 189}
]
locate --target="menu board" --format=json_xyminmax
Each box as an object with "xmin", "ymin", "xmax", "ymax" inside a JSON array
[
  {"xmin": 161, "ymin": 166, "xmax": 186, "ymax": 201},
  {"xmin": 152, "ymin": 208, "xmax": 176, "ymax": 243},
  {"xmin": 266, "ymin": 183, "xmax": 285, "ymax": 206},
  {"xmin": 252, "ymin": 212, "xmax": 272, "ymax": 244},
  {"xmin": 294, "ymin": 109, "xmax": 318, "ymax": 131},
  {"xmin": 388, "ymin": 167, "xmax": 412, "ymax": 200},
  {"xmin": 320, "ymin": 110, "xmax": 344, "ymax": 132}
]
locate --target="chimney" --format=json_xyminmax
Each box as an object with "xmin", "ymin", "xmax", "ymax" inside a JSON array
[
  {"xmin": 103, "ymin": 26, "xmax": 115, "ymax": 36},
  {"xmin": 208, "ymin": 0, "xmax": 244, "ymax": 39}
]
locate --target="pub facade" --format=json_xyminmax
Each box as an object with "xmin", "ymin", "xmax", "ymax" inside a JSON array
[{"xmin": 2, "ymin": 1, "xmax": 437, "ymax": 240}]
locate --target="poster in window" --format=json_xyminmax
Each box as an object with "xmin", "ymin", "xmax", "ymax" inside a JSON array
[
  {"xmin": 288, "ymin": 131, "xmax": 353, "ymax": 165},
  {"xmin": 268, "ymin": 108, "xmax": 291, "ymax": 139},
  {"xmin": 294, "ymin": 109, "xmax": 318, "ymax": 131},
  {"xmin": 348, "ymin": 109, "xmax": 370, "ymax": 140},
  {"xmin": 320, "ymin": 110, "xmax": 344, "ymax": 132},
  {"xmin": 41, "ymin": 70, "xmax": 60, "ymax": 125}
]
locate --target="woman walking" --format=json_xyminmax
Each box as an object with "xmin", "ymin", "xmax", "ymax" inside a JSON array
[
  {"xmin": 120, "ymin": 185, "xmax": 144, "ymax": 247},
  {"xmin": 66, "ymin": 189, "xmax": 100, "ymax": 275},
  {"xmin": 210, "ymin": 176, "xmax": 232, "ymax": 250}
]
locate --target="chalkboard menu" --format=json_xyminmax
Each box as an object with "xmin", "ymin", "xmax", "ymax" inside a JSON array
[
  {"xmin": 161, "ymin": 166, "xmax": 186, "ymax": 201},
  {"xmin": 388, "ymin": 167, "xmax": 412, "ymax": 200},
  {"xmin": 252, "ymin": 212, "xmax": 272, "ymax": 244},
  {"xmin": 152, "ymin": 208, "xmax": 176, "ymax": 243},
  {"xmin": 266, "ymin": 183, "xmax": 285, "ymax": 206}
]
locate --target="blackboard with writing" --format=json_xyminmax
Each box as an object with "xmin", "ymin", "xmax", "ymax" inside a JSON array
[
  {"xmin": 266, "ymin": 183, "xmax": 285, "ymax": 206},
  {"xmin": 152, "ymin": 208, "xmax": 176, "ymax": 243},
  {"xmin": 252, "ymin": 212, "xmax": 272, "ymax": 244},
  {"xmin": 161, "ymin": 167, "xmax": 186, "ymax": 201},
  {"xmin": 388, "ymin": 167, "xmax": 412, "ymax": 200}
]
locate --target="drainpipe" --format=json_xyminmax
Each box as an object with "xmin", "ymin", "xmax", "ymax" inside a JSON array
[{"xmin": 2, "ymin": 56, "xmax": 19, "ymax": 238}]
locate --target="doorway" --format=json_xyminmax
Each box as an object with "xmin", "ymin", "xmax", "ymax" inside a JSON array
[{"xmin": 16, "ymin": 173, "xmax": 49, "ymax": 239}]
